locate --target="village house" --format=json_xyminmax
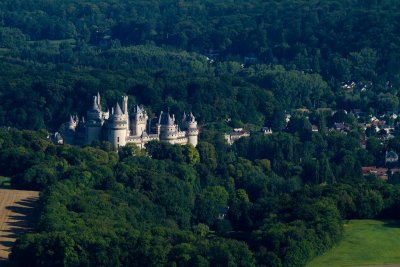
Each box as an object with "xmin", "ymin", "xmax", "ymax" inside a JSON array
[
  {"xmin": 385, "ymin": 151, "xmax": 399, "ymax": 165},
  {"xmin": 224, "ymin": 128, "xmax": 250, "ymax": 145},
  {"xmin": 261, "ymin": 127, "xmax": 273, "ymax": 135},
  {"xmin": 362, "ymin": 166, "xmax": 400, "ymax": 180}
]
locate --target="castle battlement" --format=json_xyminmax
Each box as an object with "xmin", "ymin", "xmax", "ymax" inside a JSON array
[{"xmin": 62, "ymin": 94, "xmax": 199, "ymax": 149}]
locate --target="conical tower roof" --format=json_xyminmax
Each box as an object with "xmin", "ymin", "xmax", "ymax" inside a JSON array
[
  {"xmin": 160, "ymin": 111, "xmax": 174, "ymax": 126},
  {"xmin": 114, "ymin": 102, "xmax": 123, "ymax": 115},
  {"xmin": 91, "ymin": 96, "xmax": 100, "ymax": 111}
]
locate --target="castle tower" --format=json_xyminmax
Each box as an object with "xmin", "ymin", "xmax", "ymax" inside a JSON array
[
  {"xmin": 158, "ymin": 111, "xmax": 178, "ymax": 143},
  {"xmin": 122, "ymin": 96, "xmax": 130, "ymax": 136},
  {"xmin": 131, "ymin": 105, "xmax": 148, "ymax": 136},
  {"xmin": 63, "ymin": 94, "xmax": 199, "ymax": 148},
  {"xmin": 108, "ymin": 102, "xmax": 128, "ymax": 149},
  {"xmin": 97, "ymin": 91, "xmax": 101, "ymax": 108},
  {"xmin": 86, "ymin": 95, "xmax": 103, "ymax": 144},
  {"xmin": 67, "ymin": 115, "xmax": 77, "ymax": 131},
  {"xmin": 63, "ymin": 115, "xmax": 77, "ymax": 144},
  {"xmin": 186, "ymin": 112, "xmax": 199, "ymax": 147},
  {"xmin": 123, "ymin": 96, "xmax": 128, "ymax": 115}
]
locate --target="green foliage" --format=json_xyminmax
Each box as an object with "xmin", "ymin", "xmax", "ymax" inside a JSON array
[
  {"xmin": 2, "ymin": 0, "xmax": 400, "ymax": 266},
  {"xmin": 194, "ymin": 186, "xmax": 229, "ymax": 225},
  {"xmin": 5, "ymin": 122, "xmax": 400, "ymax": 267}
]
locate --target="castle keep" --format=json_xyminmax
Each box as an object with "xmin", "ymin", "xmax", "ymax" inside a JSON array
[{"xmin": 63, "ymin": 93, "xmax": 199, "ymax": 149}]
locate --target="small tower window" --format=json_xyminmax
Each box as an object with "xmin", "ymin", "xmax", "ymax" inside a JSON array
[{"xmin": 118, "ymin": 137, "xmax": 120, "ymax": 142}]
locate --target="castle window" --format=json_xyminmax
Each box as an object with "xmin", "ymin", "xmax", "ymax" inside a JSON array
[{"xmin": 118, "ymin": 137, "xmax": 120, "ymax": 142}]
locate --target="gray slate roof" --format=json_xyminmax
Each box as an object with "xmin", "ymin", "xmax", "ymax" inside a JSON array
[
  {"xmin": 91, "ymin": 96, "xmax": 100, "ymax": 111},
  {"xmin": 160, "ymin": 111, "xmax": 174, "ymax": 126},
  {"xmin": 114, "ymin": 102, "xmax": 123, "ymax": 115}
]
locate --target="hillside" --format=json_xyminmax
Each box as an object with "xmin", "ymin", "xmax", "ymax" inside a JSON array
[{"xmin": 0, "ymin": 0, "xmax": 400, "ymax": 266}]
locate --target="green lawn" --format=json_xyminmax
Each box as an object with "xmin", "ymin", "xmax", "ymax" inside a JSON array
[{"xmin": 308, "ymin": 220, "xmax": 400, "ymax": 267}]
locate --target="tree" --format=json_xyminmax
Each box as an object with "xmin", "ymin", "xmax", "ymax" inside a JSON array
[
  {"xmin": 196, "ymin": 142, "xmax": 217, "ymax": 171},
  {"xmin": 194, "ymin": 186, "xmax": 229, "ymax": 225}
]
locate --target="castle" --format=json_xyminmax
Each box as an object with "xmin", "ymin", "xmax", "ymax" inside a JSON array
[{"xmin": 62, "ymin": 93, "xmax": 199, "ymax": 149}]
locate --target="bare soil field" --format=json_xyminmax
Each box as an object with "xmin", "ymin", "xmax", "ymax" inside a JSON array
[{"xmin": 0, "ymin": 189, "xmax": 39, "ymax": 263}]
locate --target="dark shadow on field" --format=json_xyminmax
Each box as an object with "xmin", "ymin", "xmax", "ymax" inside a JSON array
[
  {"xmin": 0, "ymin": 258, "xmax": 16, "ymax": 267},
  {"xmin": 0, "ymin": 196, "xmax": 38, "ymax": 263},
  {"xmin": 383, "ymin": 220, "xmax": 400, "ymax": 228}
]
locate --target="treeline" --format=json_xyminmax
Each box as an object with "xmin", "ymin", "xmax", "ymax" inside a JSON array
[
  {"xmin": 0, "ymin": 47, "xmax": 333, "ymax": 131},
  {"xmin": 1, "ymin": 0, "xmax": 400, "ymax": 82},
  {"xmin": 0, "ymin": 0, "xmax": 398, "ymax": 132},
  {"xmin": 1, "ymin": 128, "xmax": 399, "ymax": 266},
  {"xmin": 0, "ymin": 45, "xmax": 398, "ymax": 132}
]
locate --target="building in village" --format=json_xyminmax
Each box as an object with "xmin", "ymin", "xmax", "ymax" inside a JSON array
[
  {"xmin": 385, "ymin": 151, "xmax": 399, "ymax": 165},
  {"xmin": 62, "ymin": 93, "xmax": 199, "ymax": 149},
  {"xmin": 224, "ymin": 128, "xmax": 250, "ymax": 145}
]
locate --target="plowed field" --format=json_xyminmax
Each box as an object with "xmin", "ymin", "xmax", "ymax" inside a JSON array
[{"xmin": 0, "ymin": 189, "xmax": 39, "ymax": 261}]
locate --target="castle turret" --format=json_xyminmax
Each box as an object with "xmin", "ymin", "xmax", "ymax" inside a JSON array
[
  {"xmin": 187, "ymin": 113, "xmax": 199, "ymax": 146},
  {"xmin": 130, "ymin": 105, "xmax": 148, "ymax": 136},
  {"xmin": 182, "ymin": 112, "xmax": 187, "ymax": 126},
  {"xmin": 122, "ymin": 96, "xmax": 130, "ymax": 136},
  {"xmin": 97, "ymin": 92, "xmax": 101, "ymax": 108},
  {"xmin": 67, "ymin": 115, "xmax": 77, "ymax": 130},
  {"xmin": 63, "ymin": 115, "xmax": 77, "ymax": 144},
  {"xmin": 74, "ymin": 116, "xmax": 86, "ymax": 145},
  {"xmin": 123, "ymin": 96, "xmax": 128, "ymax": 115},
  {"xmin": 108, "ymin": 102, "xmax": 128, "ymax": 149},
  {"xmin": 86, "ymin": 95, "xmax": 103, "ymax": 144},
  {"xmin": 159, "ymin": 111, "xmax": 178, "ymax": 143}
]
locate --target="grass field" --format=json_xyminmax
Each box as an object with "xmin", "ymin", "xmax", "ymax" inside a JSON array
[
  {"xmin": 0, "ymin": 189, "xmax": 39, "ymax": 261},
  {"xmin": 308, "ymin": 220, "xmax": 400, "ymax": 267}
]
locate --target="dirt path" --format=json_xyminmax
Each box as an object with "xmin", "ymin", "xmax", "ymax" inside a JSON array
[{"xmin": 0, "ymin": 189, "xmax": 39, "ymax": 263}]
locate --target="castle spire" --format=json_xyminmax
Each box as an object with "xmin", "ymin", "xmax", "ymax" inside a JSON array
[
  {"xmin": 123, "ymin": 96, "xmax": 128, "ymax": 115},
  {"xmin": 92, "ymin": 96, "xmax": 100, "ymax": 111},
  {"xmin": 97, "ymin": 92, "xmax": 101, "ymax": 108},
  {"xmin": 114, "ymin": 102, "xmax": 123, "ymax": 115}
]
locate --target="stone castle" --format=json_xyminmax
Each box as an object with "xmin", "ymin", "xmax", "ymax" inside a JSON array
[{"xmin": 62, "ymin": 93, "xmax": 199, "ymax": 149}]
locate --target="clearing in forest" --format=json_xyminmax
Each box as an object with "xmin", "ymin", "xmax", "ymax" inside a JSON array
[
  {"xmin": 308, "ymin": 220, "xmax": 400, "ymax": 267},
  {"xmin": 0, "ymin": 189, "xmax": 39, "ymax": 261}
]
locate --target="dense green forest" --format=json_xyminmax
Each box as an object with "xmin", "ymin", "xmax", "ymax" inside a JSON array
[
  {"xmin": 3, "ymin": 128, "xmax": 400, "ymax": 267},
  {"xmin": 0, "ymin": 0, "xmax": 399, "ymax": 130},
  {"xmin": 1, "ymin": 0, "xmax": 400, "ymax": 266}
]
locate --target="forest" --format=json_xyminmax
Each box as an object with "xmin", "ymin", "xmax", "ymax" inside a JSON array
[
  {"xmin": 0, "ymin": 0, "xmax": 400, "ymax": 266},
  {"xmin": 3, "ymin": 127, "xmax": 400, "ymax": 267}
]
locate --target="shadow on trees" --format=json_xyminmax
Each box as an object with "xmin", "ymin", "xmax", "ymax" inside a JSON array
[{"xmin": 383, "ymin": 220, "xmax": 400, "ymax": 228}]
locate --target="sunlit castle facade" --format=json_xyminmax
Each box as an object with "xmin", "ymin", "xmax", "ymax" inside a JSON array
[{"xmin": 63, "ymin": 93, "xmax": 199, "ymax": 149}]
